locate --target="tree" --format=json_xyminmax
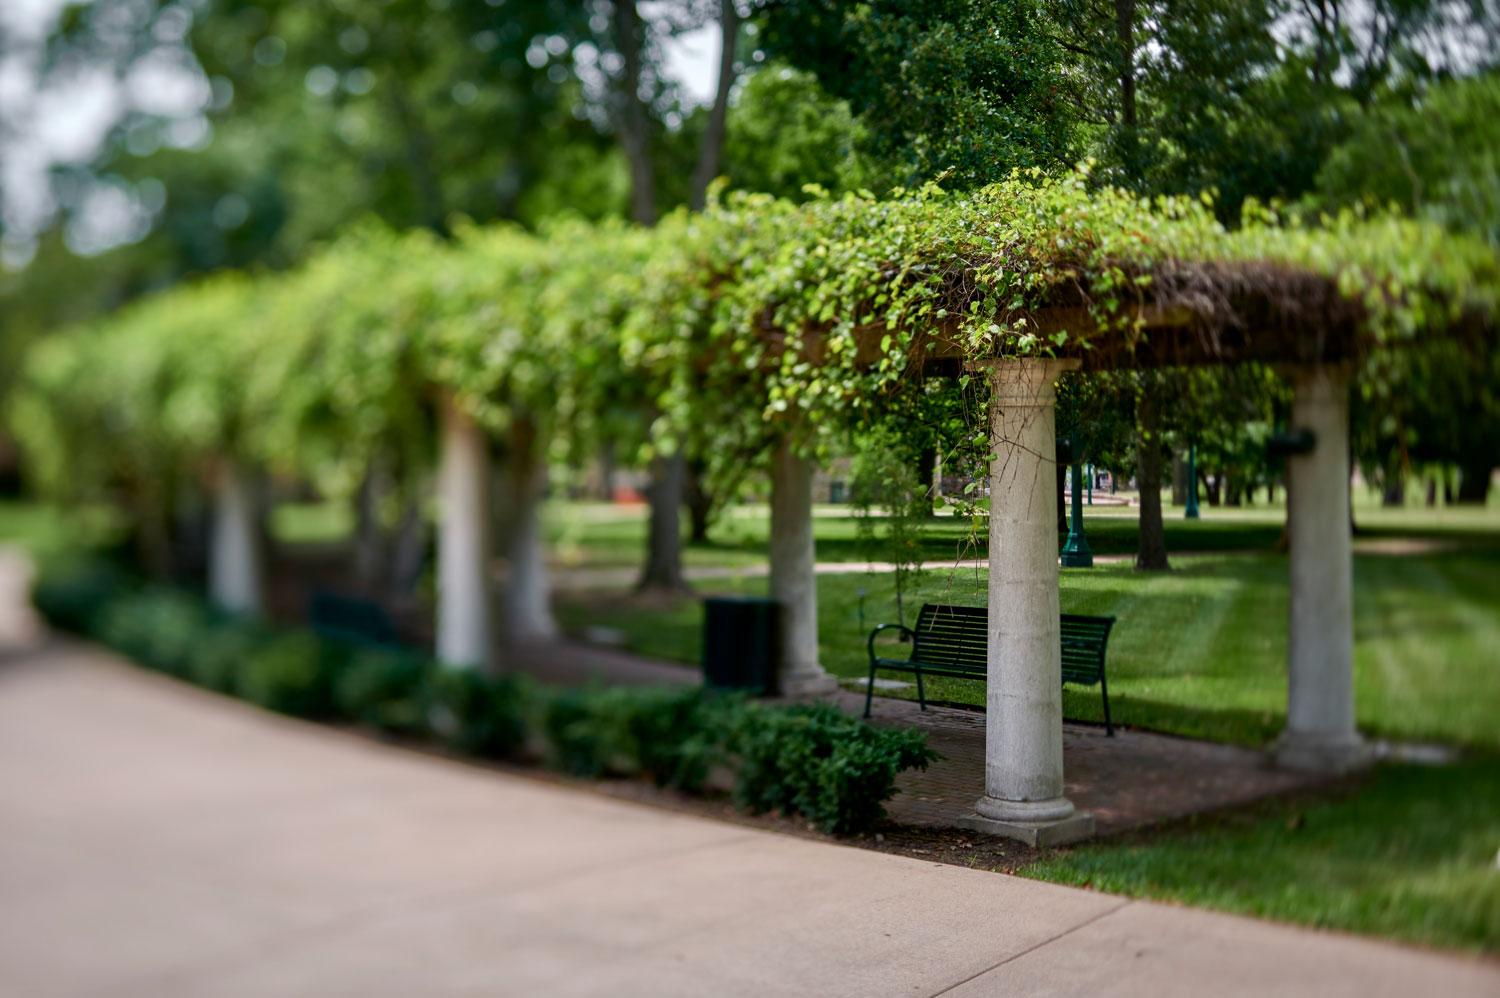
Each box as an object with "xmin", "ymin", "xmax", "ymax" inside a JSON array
[{"xmin": 758, "ymin": 0, "xmax": 1076, "ymax": 189}]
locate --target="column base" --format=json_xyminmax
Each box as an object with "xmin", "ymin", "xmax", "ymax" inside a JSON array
[
  {"xmin": 1273, "ymin": 730, "xmax": 1373, "ymax": 774},
  {"xmin": 957, "ymin": 807, "xmax": 1095, "ymax": 848},
  {"xmin": 779, "ymin": 668, "xmax": 839, "ymax": 698}
]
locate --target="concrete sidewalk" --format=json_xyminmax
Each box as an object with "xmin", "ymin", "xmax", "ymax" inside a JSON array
[{"xmin": 1, "ymin": 642, "xmax": 1495, "ymax": 997}]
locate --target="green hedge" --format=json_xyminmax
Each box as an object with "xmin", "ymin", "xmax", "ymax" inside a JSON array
[{"xmin": 31, "ymin": 559, "xmax": 937, "ymax": 835}]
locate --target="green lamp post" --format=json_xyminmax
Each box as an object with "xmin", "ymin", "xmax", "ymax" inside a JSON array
[
  {"xmin": 1185, "ymin": 442, "xmax": 1201, "ymax": 520},
  {"xmin": 1061, "ymin": 435, "xmax": 1093, "ymax": 567}
]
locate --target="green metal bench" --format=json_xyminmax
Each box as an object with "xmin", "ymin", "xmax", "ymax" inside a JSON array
[
  {"xmin": 308, "ymin": 589, "xmax": 401, "ymax": 649},
  {"xmin": 864, "ymin": 603, "xmax": 1117, "ymax": 735}
]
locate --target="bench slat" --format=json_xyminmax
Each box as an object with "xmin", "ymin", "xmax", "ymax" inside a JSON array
[{"xmin": 865, "ymin": 603, "xmax": 1116, "ymax": 734}]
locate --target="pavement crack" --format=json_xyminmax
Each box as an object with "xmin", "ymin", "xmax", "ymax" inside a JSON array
[{"xmin": 924, "ymin": 898, "xmax": 1132, "ymax": 998}]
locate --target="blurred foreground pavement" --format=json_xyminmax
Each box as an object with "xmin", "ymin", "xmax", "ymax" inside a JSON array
[{"xmin": 0, "ymin": 580, "xmax": 1496, "ymax": 995}]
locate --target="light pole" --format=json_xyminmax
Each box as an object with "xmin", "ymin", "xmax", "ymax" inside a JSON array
[
  {"xmin": 1185, "ymin": 442, "xmax": 1201, "ymax": 519},
  {"xmin": 1061, "ymin": 435, "xmax": 1093, "ymax": 567}
]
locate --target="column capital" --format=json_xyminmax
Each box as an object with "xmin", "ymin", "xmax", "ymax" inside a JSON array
[{"xmin": 968, "ymin": 357, "xmax": 1082, "ymax": 404}]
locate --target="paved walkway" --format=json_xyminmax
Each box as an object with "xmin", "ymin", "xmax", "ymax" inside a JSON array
[{"xmin": 1, "ymin": 640, "xmax": 1497, "ymax": 995}]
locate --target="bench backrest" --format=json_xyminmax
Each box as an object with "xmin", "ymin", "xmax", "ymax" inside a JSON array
[
  {"xmin": 909, "ymin": 604, "xmax": 1115, "ymax": 684},
  {"xmin": 1060, "ymin": 613, "xmax": 1114, "ymax": 685},
  {"xmin": 308, "ymin": 589, "xmax": 400, "ymax": 648},
  {"xmin": 910, "ymin": 603, "xmax": 988, "ymax": 676}
]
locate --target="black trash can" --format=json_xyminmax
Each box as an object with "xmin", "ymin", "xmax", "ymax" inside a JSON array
[{"xmin": 702, "ymin": 596, "xmax": 780, "ymax": 695}]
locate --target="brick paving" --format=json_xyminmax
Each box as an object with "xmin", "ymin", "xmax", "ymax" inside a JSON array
[{"xmin": 842, "ymin": 690, "xmax": 1326, "ymax": 835}]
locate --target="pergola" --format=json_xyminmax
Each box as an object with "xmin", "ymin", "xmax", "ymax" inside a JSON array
[
  {"xmin": 733, "ymin": 265, "xmax": 1486, "ymax": 846},
  {"xmin": 32, "ymin": 179, "xmax": 1490, "ymax": 852}
]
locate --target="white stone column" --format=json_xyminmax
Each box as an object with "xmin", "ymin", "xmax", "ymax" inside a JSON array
[
  {"xmin": 503, "ymin": 417, "xmax": 558, "ymax": 643},
  {"xmin": 769, "ymin": 438, "xmax": 836, "ymax": 696},
  {"xmin": 1275, "ymin": 365, "xmax": 1368, "ymax": 772},
  {"xmin": 958, "ymin": 358, "xmax": 1093, "ymax": 848},
  {"xmin": 208, "ymin": 459, "xmax": 263, "ymax": 617},
  {"xmin": 437, "ymin": 395, "xmax": 494, "ymax": 670}
]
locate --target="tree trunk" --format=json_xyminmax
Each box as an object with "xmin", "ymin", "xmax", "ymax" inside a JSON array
[
  {"xmin": 1225, "ymin": 471, "xmax": 1242, "ymax": 507},
  {"xmin": 638, "ymin": 450, "xmax": 688, "ymax": 590},
  {"xmin": 352, "ymin": 465, "xmax": 388, "ymax": 590},
  {"xmin": 1113, "ymin": 0, "xmax": 1140, "ymax": 181},
  {"xmin": 688, "ymin": 0, "xmax": 740, "ymax": 210},
  {"xmin": 1381, "ymin": 475, "xmax": 1405, "ymax": 506},
  {"xmin": 1135, "ymin": 376, "xmax": 1170, "ymax": 571},
  {"xmin": 385, "ymin": 76, "xmax": 448, "ymax": 235},
  {"xmin": 502, "ymin": 416, "xmax": 558, "ymax": 642},
  {"xmin": 684, "ymin": 457, "xmax": 714, "ymax": 544},
  {"xmin": 597, "ymin": 439, "xmax": 617, "ymax": 501},
  {"xmin": 387, "ymin": 486, "xmax": 428, "ymax": 602},
  {"xmin": 1425, "ymin": 477, "xmax": 1437, "ymax": 507},
  {"xmin": 1457, "ymin": 461, "xmax": 1494, "ymax": 504},
  {"xmin": 917, "ymin": 443, "xmax": 938, "ymax": 516},
  {"xmin": 612, "ymin": 0, "xmax": 656, "ymax": 225},
  {"xmin": 1171, "ymin": 451, "xmax": 1187, "ymax": 506}
]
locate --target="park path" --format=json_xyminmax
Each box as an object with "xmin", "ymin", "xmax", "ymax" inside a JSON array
[{"xmin": 0, "ymin": 552, "xmax": 1496, "ymax": 997}]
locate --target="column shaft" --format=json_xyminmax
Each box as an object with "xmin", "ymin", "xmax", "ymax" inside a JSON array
[
  {"xmin": 977, "ymin": 358, "xmax": 1080, "ymax": 822},
  {"xmin": 769, "ymin": 439, "xmax": 835, "ymax": 696},
  {"xmin": 437, "ymin": 396, "xmax": 494, "ymax": 670},
  {"xmin": 208, "ymin": 459, "xmax": 263, "ymax": 617},
  {"xmin": 1277, "ymin": 365, "xmax": 1365, "ymax": 771}
]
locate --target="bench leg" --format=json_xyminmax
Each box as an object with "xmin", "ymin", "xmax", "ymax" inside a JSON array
[
  {"xmin": 864, "ymin": 660, "xmax": 877, "ymax": 719},
  {"xmin": 915, "ymin": 667, "xmax": 927, "ymax": 711},
  {"xmin": 1100, "ymin": 672, "xmax": 1114, "ymax": 737}
]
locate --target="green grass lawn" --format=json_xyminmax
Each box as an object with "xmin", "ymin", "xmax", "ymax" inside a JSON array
[
  {"xmin": 556, "ymin": 549, "xmax": 1500, "ymax": 750},
  {"xmin": 0, "ymin": 500, "xmax": 123, "ymax": 557},
  {"xmin": 544, "ymin": 499, "xmax": 1293, "ymax": 567},
  {"xmin": 1024, "ymin": 759, "xmax": 1500, "ymax": 953},
  {"xmin": 265, "ymin": 487, "xmax": 1500, "ymax": 568}
]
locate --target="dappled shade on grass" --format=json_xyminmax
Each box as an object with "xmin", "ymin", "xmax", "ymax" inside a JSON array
[{"xmin": 556, "ymin": 550, "xmax": 1500, "ymax": 751}]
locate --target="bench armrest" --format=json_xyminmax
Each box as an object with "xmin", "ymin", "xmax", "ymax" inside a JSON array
[{"xmin": 867, "ymin": 623, "xmax": 916, "ymax": 661}]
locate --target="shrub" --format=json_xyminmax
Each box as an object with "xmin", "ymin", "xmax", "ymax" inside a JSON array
[
  {"xmin": 729, "ymin": 702, "xmax": 940, "ymax": 835},
  {"xmin": 237, "ymin": 631, "xmax": 334, "ymax": 718},
  {"xmin": 613, "ymin": 686, "xmax": 734, "ymax": 792},
  {"xmin": 425, "ymin": 667, "xmax": 531, "ymax": 759},
  {"xmin": 332, "ymin": 645, "xmax": 432, "ymax": 734},
  {"xmin": 537, "ymin": 685, "xmax": 734, "ymax": 791},
  {"xmin": 92, "ymin": 588, "xmax": 208, "ymax": 678},
  {"xmin": 539, "ymin": 685, "xmax": 616, "ymax": 778},
  {"xmin": 183, "ymin": 618, "xmax": 264, "ymax": 694},
  {"xmin": 31, "ymin": 556, "xmax": 131, "ymax": 634}
]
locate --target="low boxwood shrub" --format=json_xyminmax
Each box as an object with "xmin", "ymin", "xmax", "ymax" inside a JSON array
[
  {"xmin": 92, "ymin": 588, "xmax": 209, "ymax": 678},
  {"xmin": 729, "ymin": 702, "xmax": 940, "ymax": 835},
  {"xmin": 237, "ymin": 631, "xmax": 336, "ymax": 718},
  {"xmin": 31, "ymin": 556, "xmax": 132, "ymax": 634},
  {"xmin": 332, "ymin": 645, "xmax": 432, "ymax": 734},
  {"xmin": 538, "ymin": 685, "xmax": 735, "ymax": 791},
  {"xmin": 425, "ymin": 667, "xmax": 531, "ymax": 759},
  {"xmin": 183, "ymin": 618, "xmax": 264, "ymax": 694},
  {"xmin": 539, "ymin": 685, "xmax": 615, "ymax": 778}
]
